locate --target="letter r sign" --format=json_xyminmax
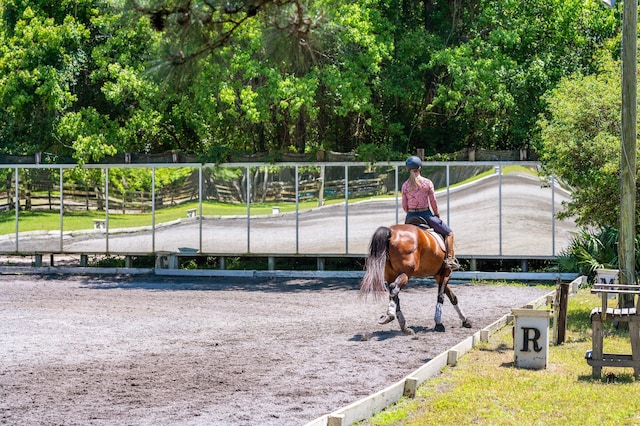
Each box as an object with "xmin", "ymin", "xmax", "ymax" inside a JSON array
[
  {"xmin": 511, "ymin": 309, "xmax": 551, "ymax": 370},
  {"xmin": 520, "ymin": 327, "xmax": 543, "ymax": 352}
]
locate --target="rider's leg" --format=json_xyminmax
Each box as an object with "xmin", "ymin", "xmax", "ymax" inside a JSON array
[
  {"xmin": 444, "ymin": 232, "xmax": 460, "ymax": 270},
  {"xmin": 426, "ymin": 216, "xmax": 460, "ymax": 270}
]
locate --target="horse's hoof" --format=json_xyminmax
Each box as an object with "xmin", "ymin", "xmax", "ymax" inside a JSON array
[
  {"xmin": 378, "ymin": 314, "xmax": 395, "ymax": 324},
  {"xmin": 462, "ymin": 320, "xmax": 472, "ymax": 328},
  {"xmin": 434, "ymin": 323, "xmax": 445, "ymax": 332},
  {"xmin": 402, "ymin": 328, "xmax": 415, "ymax": 336}
]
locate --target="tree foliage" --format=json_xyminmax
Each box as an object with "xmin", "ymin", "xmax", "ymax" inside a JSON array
[
  {"xmin": 0, "ymin": 0, "xmax": 623, "ymax": 163},
  {"xmin": 538, "ymin": 56, "xmax": 633, "ymax": 231},
  {"xmin": 0, "ymin": 1, "xmax": 91, "ymax": 157}
]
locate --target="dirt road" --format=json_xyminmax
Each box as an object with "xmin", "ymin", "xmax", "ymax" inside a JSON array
[{"xmin": 0, "ymin": 274, "xmax": 551, "ymax": 425}]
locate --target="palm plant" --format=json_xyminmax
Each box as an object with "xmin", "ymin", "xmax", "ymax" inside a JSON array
[{"xmin": 557, "ymin": 227, "xmax": 619, "ymax": 277}]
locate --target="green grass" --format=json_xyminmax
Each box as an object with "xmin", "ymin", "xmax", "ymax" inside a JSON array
[
  {"xmin": 0, "ymin": 198, "xmax": 357, "ymax": 234},
  {"xmin": 360, "ymin": 289, "xmax": 640, "ymax": 426},
  {"xmin": 0, "ymin": 167, "xmax": 541, "ymax": 235},
  {"xmin": 441, "ymin": 164, "xmax": 539, "ymax": 191}
]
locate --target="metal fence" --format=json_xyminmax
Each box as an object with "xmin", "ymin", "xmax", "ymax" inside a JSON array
[{"xmin": 0, "ymin": 161, "xmax": 576, "ymax": 261}]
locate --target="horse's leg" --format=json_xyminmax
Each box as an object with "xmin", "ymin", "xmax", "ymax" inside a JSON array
[
  {"xmin": 444, "ymin": 283, "xmax": 472, "ymax": 328},
  {"xmin": 393, "ymin": 295, "xmax": 414, "ymax": 335},
  {"xmin": 380, "ymin": 293, "xmax": 414, "ymax": 335},
  {"xmin": 379, "ymin": 273, "xmax": 413, "ymax": 336},
  {"xmin": 433, "ymin": 271, "xmax": 449, "ymax": 332},
  {"xmin": 379, "ymin": 296, "xmax": 396, "ymax": 324},
  {"xmin": 434, "ymin": 290, "xmax": 446, "ymax": 332},
  {"xmin": 379, "ymin": 273, "xmax": 408, "ymax": 323}
]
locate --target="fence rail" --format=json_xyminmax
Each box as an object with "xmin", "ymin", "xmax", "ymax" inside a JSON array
[{"xmin": 0, "ymin": 161, "xmax": 576, "ymax": 268}]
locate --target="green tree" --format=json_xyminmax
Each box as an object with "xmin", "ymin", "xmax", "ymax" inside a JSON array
[
  {"xmin": 538, "ymin": 56, "xmax": 637, "ymax": 231},
  {"xmin": 415, "ymin": 0, "xmax": 618, "ymax": 152},
  {"xmin": 89, "ymin": 9, "xmax": 186, "ymax": 157},
  {"xmin": 0, "ymin": 2, "xmax": 91, "ymax": 157},
  {"xmin": 0, "ymin": 0, "xmax": 623, "ymax": 163},
  {"xmin": 140, "ymin": 0, "xmax": 393, "ymax": 159}
]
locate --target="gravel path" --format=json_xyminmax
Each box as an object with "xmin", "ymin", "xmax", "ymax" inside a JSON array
[{"xmin": 1, "ymin": 274, "xmax": 551, "ymax": 425}]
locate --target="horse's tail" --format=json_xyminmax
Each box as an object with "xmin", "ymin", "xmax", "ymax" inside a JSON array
[{"xmin": 360, "ymin": 226, "xmax": 391, "ymax": 300}]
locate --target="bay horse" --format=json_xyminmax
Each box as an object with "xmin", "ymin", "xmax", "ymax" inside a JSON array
[{"xmin": 360, "ymin": 222, "xmax": 472, "ymax": 334}]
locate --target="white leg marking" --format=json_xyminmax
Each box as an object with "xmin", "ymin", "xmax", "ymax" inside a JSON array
[
  {"xmin": 453, "ymin": 304, "xmax": 467, "ymax": 321},
  {"xmin": 434, "ymin": 302, "xmax": 443, "ymax": 324}
]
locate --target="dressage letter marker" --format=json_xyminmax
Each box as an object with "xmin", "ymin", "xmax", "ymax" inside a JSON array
[{"xmin": 511, "ymin": 308, "xmax": 551, "ymax": 370}]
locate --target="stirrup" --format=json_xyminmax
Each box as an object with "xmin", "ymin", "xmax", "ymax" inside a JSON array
[{"xmin": 445, "ymin": 257, "xmax": 460, "ymax": 271}]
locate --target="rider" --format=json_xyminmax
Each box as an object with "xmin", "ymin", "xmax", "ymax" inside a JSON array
[{"xmin": 401, "ymin": 155, "xmax": 460, "ymax": 270}]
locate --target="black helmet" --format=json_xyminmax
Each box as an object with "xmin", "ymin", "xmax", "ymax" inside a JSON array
[{"xmin": 405, "ymin": 156, "xmax": 422, "ymax": 170}]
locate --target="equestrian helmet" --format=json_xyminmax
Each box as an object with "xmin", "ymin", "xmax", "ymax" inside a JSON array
[{"xmin": 405, "ymin": 156, "xmax": 422, "ymax": 170}]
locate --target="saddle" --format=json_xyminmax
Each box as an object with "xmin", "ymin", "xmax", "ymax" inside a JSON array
[{"xmin": 405, "ymin": 217, "xmax": 446, "ymax": 253}]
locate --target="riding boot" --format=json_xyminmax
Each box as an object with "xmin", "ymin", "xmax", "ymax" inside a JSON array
[{"xmin": 444, "ymin": 233, "xmax": 460, "ymax": 270}]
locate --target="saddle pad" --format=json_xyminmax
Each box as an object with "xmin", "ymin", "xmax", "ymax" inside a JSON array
[
  {"xmin": 416, "ymin": 226, "xmax": 445, "ymax": 252},
  {"xmin": 428, "ymin": 229, "xmax": 446, "ymax": 252}
]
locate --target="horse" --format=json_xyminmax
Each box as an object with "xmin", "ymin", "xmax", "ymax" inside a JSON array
[{"xmin": 359, "ymin": 222, "xmax": 472, "ymax": 334}]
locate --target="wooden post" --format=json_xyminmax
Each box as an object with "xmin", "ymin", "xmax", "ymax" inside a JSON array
[
  {"xmin": 447, "ymin": 349, "xmax": 459, "ymax": 366},
  {"xmin": 327, "ymin": 414, "xmax": 345, "ymax": 426},
  {"xmin": 404, "ymin": 377, "xmax": 418, "ymax": 398},
  {"xmin": 629, "ymin": 319, "xmax": 640, "ymax": 378},
  {"xmin": 619, "ymin": 0, "xmax": 637, "ymax": 289},
  {"xmin": 318, "ymin": 165, "xmax": 325, "ymax": 207},
  {"xmin": 590, "ymin": 316, "xmax": 604, "ymax": 378},
  {"xmin": 556, "ymin": 283, "xmax": 569, "ymax": 345}
]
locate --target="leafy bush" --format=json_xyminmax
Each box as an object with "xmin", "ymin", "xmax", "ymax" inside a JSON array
[
  {"xmin": 89, "ymin": 255, "xmax": 125, "ymax": 268},
  {"xmin": 355, "ymin": 143, "xmax": 404, "ymax": 163},
  {"xmin": 557, "ymin": 227, "xmax": 640, "ymax": 278}
]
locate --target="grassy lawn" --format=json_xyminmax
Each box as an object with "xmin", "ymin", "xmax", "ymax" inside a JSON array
[
  {"xmin": 1, "ymin": 166, "xmax": 541, "ymax": 235},
  {"xmin": 0, "ymin": 197, "xmax": 362, "ymax": 234},
  {"xmin": 361, "ymin": 288, "xmax": 640, "ymax": 425}
]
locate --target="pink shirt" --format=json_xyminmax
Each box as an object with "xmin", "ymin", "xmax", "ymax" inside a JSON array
[{"xmin": 401, "ymin": 175, "xmax": 439, "ymax": 215}]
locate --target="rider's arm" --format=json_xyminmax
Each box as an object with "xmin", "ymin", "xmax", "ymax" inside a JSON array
[
  {"xmin": 401, "ymin": 181, "xmax": 409, "ymax": 212},
  {"xmin": 425, "ymin": 180, "xmax": 439, "ymax": 216}
]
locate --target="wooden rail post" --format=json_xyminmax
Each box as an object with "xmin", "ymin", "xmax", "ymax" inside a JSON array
[{"xmin": 554, "ymin": 282, "xmax": 569, "ymax": 345}]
